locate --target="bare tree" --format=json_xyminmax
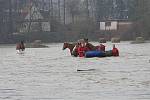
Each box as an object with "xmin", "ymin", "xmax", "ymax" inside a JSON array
[
  {"xmin": 8, "ymin": 0, "xmax": 13, "ymax": 34},
  {"xmin": 89, "ymin": 0, "xmax": 96, "ymax": 21},
  {"xmin": 66, "ymin": 0, "xmax": 80, "ymax": 24},
  {"xmin": 27, "ymin": 0, "xmax": 32, "ymax": 32},
  {"xmin": 58, "ymin": 0, "xmax": 61, "ymax": 22},
  {"xmin": 50, "ymin": 0, "xmax": 53, "ymax": 18},
  {"xmin": 63, "ymin": 0, "xmax": 66, "ymax": 25},
  {"xmin": 85, "ymin": 0, "xmax": 89, "ymax": 19}
]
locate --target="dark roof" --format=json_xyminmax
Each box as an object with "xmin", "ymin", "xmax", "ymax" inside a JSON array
[{"xmin": 100, "ymin": 19, "xmax": 130, "ymax": 22}]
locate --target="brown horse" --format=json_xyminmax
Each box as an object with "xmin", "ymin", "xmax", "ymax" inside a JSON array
[
  {"xmin": 16, "ymin": 41, "xmax": 25, "ymax": 51},
  {"xmin": 62, "ymin": 42, "xmax": 78, "ymax": 56},
  {"xmin": 86, "ymin": 42, "xmax": 98, "ymax": 50},
  {"xmin": 63, "ymin": 42, "xmax": 99, "ymax": 57}
]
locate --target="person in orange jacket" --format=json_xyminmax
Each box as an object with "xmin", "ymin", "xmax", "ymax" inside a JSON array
[
  {"xmin": 77, "ymin": 41, "xmax": 89, "ymax": 57},
  {"xmin": 112, "ymin": 44, "xmax": 119, "ymax": 56}
]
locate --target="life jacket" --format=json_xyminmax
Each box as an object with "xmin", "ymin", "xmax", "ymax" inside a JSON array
[
  {"xmin": 78, "ymin": 47, "xmax": 89, "ymax": 57},
  {"xmin": 112, "ymin": 48, "xmax": 119, "ymax": 56}
]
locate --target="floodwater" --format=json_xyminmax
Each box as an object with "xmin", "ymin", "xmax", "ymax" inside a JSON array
[{"xmin": 0, "ymin": 42, "xmax": 150, "ymax": 100}]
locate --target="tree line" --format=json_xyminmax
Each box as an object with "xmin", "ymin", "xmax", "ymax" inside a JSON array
[{"xmin": 0, "ymin": 0, "xmax": 150, "ymax": 43}]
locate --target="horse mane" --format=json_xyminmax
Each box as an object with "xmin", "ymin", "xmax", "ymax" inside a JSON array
[
  {"xmin": 63, "ymin": 42, "xmax": 76, "ymax": 54},
  {"xmin": 16, "ymin": 43, "xmax": 25, "ymax": 50},
  {"xmin": 64, "ymin": 42, "xmax": 76, "ymax": 46}
]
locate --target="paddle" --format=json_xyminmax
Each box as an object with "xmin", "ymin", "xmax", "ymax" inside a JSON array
[{"xmin": 77, "ymin": 69, "xmax": 95, "ymax": 72}]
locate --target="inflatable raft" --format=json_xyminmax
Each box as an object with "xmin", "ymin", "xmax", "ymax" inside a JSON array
[
  {"xmin": 85, "ymin": 50, "xmax": 113, "ymax": 58},
  {"xmin": 85, "ymin": 51, "xmax": 105, "ymax": 58}
]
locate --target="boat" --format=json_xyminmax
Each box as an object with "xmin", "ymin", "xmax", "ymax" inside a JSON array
[
  {"xmin": 85, "ymin": 50, "xmax": 113, "ymax": 58},
  {"xmin": 85, "ymin": 51, "xmax": 105, "ymax": 58}
]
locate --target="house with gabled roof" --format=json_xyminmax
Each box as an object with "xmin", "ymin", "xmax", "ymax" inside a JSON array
[
  {"xmin": 99, "ymin": 19, "xmax": 133, "ymax": 40},
  {"xmin": 19, "ymin": 3, "xmax": 50, "ymax": 33}
]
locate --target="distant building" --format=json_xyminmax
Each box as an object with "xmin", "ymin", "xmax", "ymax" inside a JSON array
[
  {"xmin": 100, "ymin": 21, "xmax": 118, "ymax": 31},
  {"xmin": 19, "ymin": 3, "xmax": 50, "ymax": 33},
  {"xmin": 96, "ymin": 0, "xmax": 129, "ymax": 21},
  {"xmin": 100, "ymin": 19, "xmax": 132, "ymax": 31},
  {"xmin": 99, "ymin": 19, "xmax": 133, "ymax": 39}
]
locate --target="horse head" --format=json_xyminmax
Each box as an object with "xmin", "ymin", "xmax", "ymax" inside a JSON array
[
  {"xmin": 62, "ymin": 42, "xmax": 76, "ymax": 51},
  {"xmin": 16, "ymin": 43, "xmax": 25, "ymax": 51},
  {"xmin": 62, "ymin": 42, "xmax": 68, "ymax": 50}
]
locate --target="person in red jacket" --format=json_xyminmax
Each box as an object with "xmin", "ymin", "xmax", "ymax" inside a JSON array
[
  {"xmin": 112, "ymin": 44, "xmax": 119, "ymax": 56},
  {"xmin": 97, "ymin": 44, "xmax": 105, "ymax": 52},
  {"xmin": 77, "ymin": 41, "xmax": 89, "ymax": 57}
]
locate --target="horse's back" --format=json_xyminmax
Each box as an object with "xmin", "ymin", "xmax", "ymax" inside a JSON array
[
  {"xmin": 86, "ymin": 43, "xmax": 97, "ymax": 50},
  {"xmin": 16, "ymin": 43, "xmax": 25, "ymax": 50}
]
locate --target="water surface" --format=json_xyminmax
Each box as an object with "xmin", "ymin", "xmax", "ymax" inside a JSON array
[{"xmin": 0, "ymin": 42, "xmax": 150, "ymax": 100}]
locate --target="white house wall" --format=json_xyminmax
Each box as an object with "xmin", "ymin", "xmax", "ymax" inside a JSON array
[
  {"xmin": 109, "ymin": 21, "xmax": 117, "ymax": 30},
  {"xmin": 100, "ymin": 22, "xmax": 106, "ymax": 30},
  {"xmin": 100, "ymin": 21, "xmax": 118, "ymax": 31}
]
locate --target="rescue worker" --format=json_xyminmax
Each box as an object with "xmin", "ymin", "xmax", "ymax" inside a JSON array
[
  {"xmin": 112, "ymin": 44, "xmax": 119, "ymax": 56},
  {"xmin": 77, "ymin": 40, "xmax": 89, "ymax": 57}
]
